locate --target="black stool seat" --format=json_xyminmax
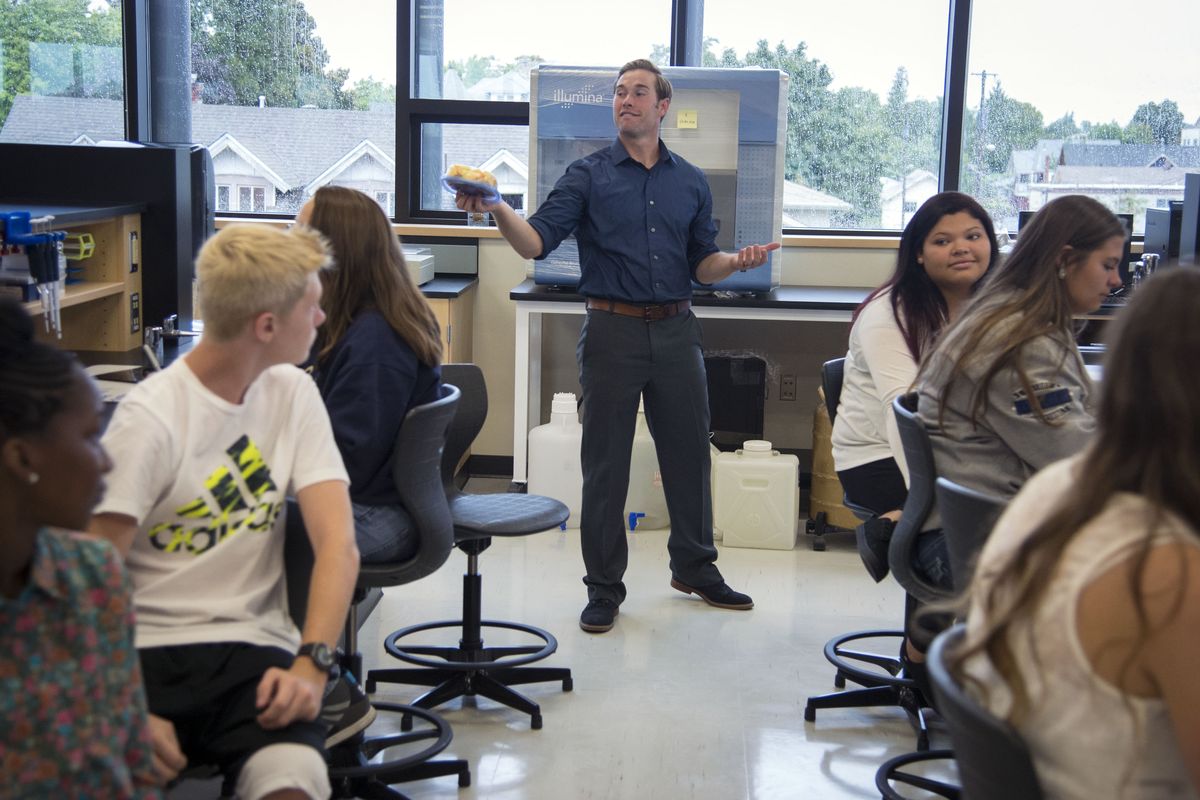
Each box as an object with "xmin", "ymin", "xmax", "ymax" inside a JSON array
[{"xmin": 449, "ymin": 492, "xmax": 568, "ymax": 536}]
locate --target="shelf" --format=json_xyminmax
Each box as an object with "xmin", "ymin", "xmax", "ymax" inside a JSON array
[{"xmin": 22, "ymin": 281, "xmax": 126, "ymax": 315}]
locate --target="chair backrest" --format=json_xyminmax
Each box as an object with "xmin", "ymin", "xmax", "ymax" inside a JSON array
[
  {"xmin": 927, "ymin": 624, "xmax": 1046, "ymax": 800},
  {"xmin": 364, "ymin": 381, "xmax": 462, "ymax": 587},
  {"xmin": 285, "ymin": 383, "xmax": 462, "ymax": 620},
  {"xmin": 935, "ymin": 477, "xmax": 1007, "ymax": 591},
  {"xmin": 821, "ymin": 357, "xmax": 845, "ymax": 423},
  {"xmin": 439, "ymin": 363, "xmax": 487, "ymax": 496},
  {"xmin": 889, "ymin": 391, "xmax": 944, "ymax": 603}
]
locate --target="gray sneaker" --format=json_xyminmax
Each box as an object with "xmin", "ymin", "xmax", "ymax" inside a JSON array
[{"xmin": 321, "ymin": 672, "xmax": 377, "ymax": 748}]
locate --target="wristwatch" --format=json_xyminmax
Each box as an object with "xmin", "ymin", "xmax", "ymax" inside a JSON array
[{"xmin": 296, "ymin": 642, "xmax": 336, "ymax": 675}]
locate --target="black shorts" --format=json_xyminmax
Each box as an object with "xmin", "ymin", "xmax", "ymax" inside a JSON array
[
  {"xmin": 837, "ymin": 457, "xmax": 908, "ymax": 516},
  {"xmin": 139, "ymin": 642, "xmax": 325, "ymax": 780}
]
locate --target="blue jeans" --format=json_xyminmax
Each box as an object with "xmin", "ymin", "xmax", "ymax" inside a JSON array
[
  {"xmin": 914, "ymin": 530, "xmax": 952, "ymax": 590},
  {"xmin": 352, "ymin": 502, "xmax": 417, "ymax": 564}
]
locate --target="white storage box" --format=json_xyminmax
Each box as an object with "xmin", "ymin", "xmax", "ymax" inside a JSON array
[
  {"xmin": 401, "ymin": 245, "xmax": 435, "ymax": 286},
  {"xmin": 713, "ymin": 440, "xmax": 799, "ymax": 550}
]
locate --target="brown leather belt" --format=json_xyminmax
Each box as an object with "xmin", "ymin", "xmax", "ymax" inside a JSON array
[{"xmin": 586, "ymin": 298, "xmax": 691, "ymax": 321}]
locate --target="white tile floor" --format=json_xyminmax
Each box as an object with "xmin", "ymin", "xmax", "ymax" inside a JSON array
[
  {"xmin": 347, "ymin": 480, "xmax": 955, "ymax": 800},
  {"xmin": 171, "ymin": 479, "xmax": 958, "ymax": 800}
]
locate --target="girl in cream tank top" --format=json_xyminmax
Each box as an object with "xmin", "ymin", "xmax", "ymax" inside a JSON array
[{"xmin": 965, "ymin": 457, "xmax": 1198, "ymax": 800}]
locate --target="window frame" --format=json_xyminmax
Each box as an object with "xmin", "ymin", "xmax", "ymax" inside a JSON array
[
  {"xmin": 394, "ymin": 0, "xmax": 972, "ymax": 234},
  {"xmin": 116, "ymin": 0, "xmax": 985, "ymax": 235}
]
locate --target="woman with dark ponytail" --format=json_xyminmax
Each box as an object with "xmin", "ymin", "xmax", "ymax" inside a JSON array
[{"xmin": 0, "ymin": 298, "xmax": 166, "ymax": 796}]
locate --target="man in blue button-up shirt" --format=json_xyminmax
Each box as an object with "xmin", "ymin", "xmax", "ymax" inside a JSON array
[{"xmin": 458, "ymin": 59, "xmax": 778, "ymax": 634}]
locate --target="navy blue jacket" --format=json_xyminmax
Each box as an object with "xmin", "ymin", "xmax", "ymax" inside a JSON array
[{"xmin": 313, "ymin": 310, "xmax": 441, "ymax": 506}]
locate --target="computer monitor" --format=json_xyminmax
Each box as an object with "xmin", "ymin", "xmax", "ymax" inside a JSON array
[
  {"xmin": 1143, "ymin": 201, "xmax": 1183, "ymax": 266},
  {"xmin": 1179, "ymin": 172, "xmax": 1200, "ymax": 267}
]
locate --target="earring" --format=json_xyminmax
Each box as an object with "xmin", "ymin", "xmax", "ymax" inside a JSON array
[
  {"xmin": 28, "ymin": 472, "xmax": 39, "ymax": 485},
  {"xmin": 1057, "ymin": 267, "xmax": 1066, "ymax": 279}
]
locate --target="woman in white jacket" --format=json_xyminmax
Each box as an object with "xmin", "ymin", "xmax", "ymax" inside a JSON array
[{"xmin": 832, "ymin": 192, "xmax": 998, "ymax": 583}]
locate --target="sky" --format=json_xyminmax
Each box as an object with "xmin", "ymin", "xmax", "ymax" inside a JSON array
[{"xmin": 302, "ymin": 0, "xmax": 1200, "ymax": 126}]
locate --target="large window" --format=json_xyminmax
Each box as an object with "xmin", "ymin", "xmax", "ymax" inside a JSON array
[
  {"xmin": 188, "ymin": 0, "xmax": 396, "ymax": 217},
  {"xmin": 413, "ymin": 0, "xmax": 671, "ymax": 101},
  {"xmin": 7, "ymin": 2, "xmax": 1198, "ymax": 235},
  {"xmin": 0, "ymin": 1, "xmax": 124, "ymax": 145},
  {"xmin": 964, "ymin": 0, "xmax": 1200, "ymax": 233},
  {"xmin": 419, "ymin": 122, "xmax": 529, "ymax": 215},
  {"xmin": 406, "ymin": 0, "xmax": 670, "ymax": 222},
  {"xmin": 702, "ymin": 0, "xmax": 950, "ymax": 230}
]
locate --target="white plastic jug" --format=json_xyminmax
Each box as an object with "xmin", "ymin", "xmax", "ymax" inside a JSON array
[
  {"xmin": 713, "ymin": 440, "xmax": 799, "ymax": 550},
  {"xmin": 527, "ymin": 392, "xmax": 583, "ymax": 527},
  {"xmin": 625, "ymin": 397, "xmax": 669, "ymax": 531}
]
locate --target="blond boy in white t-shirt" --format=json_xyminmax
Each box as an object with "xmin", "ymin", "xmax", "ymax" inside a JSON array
[{"xmin": 91, "ymin": 225, "xmax": 360, "ymax": 800}]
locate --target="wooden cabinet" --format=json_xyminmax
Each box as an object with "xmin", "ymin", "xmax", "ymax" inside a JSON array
[
  {"xmin": 12, "ymin": 205, "xmax": 143, "ymax": 352},
  {"xmin": 426, "ymin": 280, "xmax": 475, "ymax": 363}
]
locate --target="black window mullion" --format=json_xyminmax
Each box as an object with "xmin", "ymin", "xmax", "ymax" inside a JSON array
[
  {"xmin": 397, "ymin": 0, "xmax": 414, "ymax": 221},
  {"xmin": 671, "ymin": 0, "xmax": 704, "ymax": 66},
  {"xmin": 405, "ymin": 99, "xmax": 528, "ymax": 121},
  {"xmin": 122, "ymin": 0, "xmax": 151, "ymax": 142},
  {"xmin": 939, "ymin": 0, "xmax": 972, "ymax": 192}
]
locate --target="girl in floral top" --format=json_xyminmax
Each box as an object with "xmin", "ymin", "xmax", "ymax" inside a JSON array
[{"xmin": 0, "ymin": 298, "xmax": 166, "ymax": 798}]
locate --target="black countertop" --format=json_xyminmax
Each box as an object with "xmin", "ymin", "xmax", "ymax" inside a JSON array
[
  {"xmin": 422, "ymin": 275, "xmax": 477, "ymax": 299},
  {"xmin": 509, "ymin": 279, "xmax": 869, "ymax": 310},
  {"xmin": 0, "ymin": 202, "xmax": 147, "ymax": 227}
]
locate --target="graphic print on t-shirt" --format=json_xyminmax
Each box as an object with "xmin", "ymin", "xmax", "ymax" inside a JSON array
[{"xmin": 146, "ymin": 434, "xmax": 283, "ymax": 555}]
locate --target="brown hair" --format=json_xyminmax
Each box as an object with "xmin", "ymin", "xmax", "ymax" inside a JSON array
[
  {"xmin": 305, "ymin": 186, "xmax": 442, "ymax": 367},
  {"xmin": 920, "ymin": 194, "xmax": 1125, "ymax": 426},
  {"xmin": 617, "ymin": 58, "xmax": 672, "ymax": 102},
  {"xmin": 949, "ymin": 267, "xmax": 1200, "ymax": 721}
]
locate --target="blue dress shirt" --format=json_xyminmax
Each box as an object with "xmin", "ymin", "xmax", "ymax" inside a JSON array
[{"xmin": 527, "ymin": 139, "xmax": 720, "ymax": 303}]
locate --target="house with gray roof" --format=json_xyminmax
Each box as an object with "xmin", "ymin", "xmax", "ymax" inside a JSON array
[
  {"xmin": 1037, "ymin": 142, "xmax": 1200, "ymax": 227},
  {"xmin": 1, "ymin": 94, "xmax": 529, "ymax": 216}
]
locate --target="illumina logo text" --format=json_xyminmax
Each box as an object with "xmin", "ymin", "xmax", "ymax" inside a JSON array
[{"xmin": 552, "ymin": 87, "xmax": 607, "ymax": 109}]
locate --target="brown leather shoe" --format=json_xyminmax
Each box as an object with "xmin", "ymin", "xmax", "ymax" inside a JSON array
[{"xmin": 670, "ymin": 578, "xmax": 753, "ymax": 609}]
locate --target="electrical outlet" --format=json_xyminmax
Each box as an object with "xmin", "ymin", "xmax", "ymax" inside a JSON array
[{"xmin": 780, "ymin": 374, "xmax": 797, "ymax": 401}]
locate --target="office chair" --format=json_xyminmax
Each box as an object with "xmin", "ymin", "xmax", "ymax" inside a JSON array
[
  {"xmin": 285, "ymin": 383, "xmax": 472, "ymax": 799},
  {"xmin": 876, "ymin": 394, "xmax": 1012, "ymax": 799},
  {"xmin": 920, "ymin": 624, "xmax": 1045, "ymax": 800},
  {"xmin": 804, "ymin": 363, "xmax": 927, "ymax": 751},
  {"xmin": 935, "ymin": 477, "xmax": 1007, "ymax": 591},
  {"xmin": 367, "ymin": 363, "xmax": 573, "ymax": 730},
  {"xmin": 807, "ymin": 357, "xmax": 878, "ymax": 550}
]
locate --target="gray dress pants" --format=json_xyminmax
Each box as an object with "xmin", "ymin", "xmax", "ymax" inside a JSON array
[{"xmin": 577, "ymin": 307, "xmax": 723, "ymax": 604}]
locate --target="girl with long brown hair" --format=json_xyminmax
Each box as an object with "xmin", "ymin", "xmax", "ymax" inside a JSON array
[
  {"xmin": 298, "ymin": 186, "xmax": 443, "ymax": 564},
  {"xmin": 913, "ymin": 194, "xmax": 1125, "ymax": 589},
  {"xmin": 951, "ymin": 267, "xmax": 1200, "ymax": 798}
]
